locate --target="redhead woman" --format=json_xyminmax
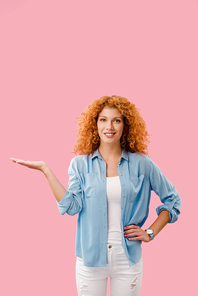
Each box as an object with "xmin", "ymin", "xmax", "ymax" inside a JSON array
[{"xmin": 10, "ymin": 95, "xmax": 181, "ymax": 296}]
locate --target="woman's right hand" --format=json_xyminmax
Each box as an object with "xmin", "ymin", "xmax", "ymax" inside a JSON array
[
  {"xmin": 10, "ymin": 158, "xmax": 67, "ymax": 202},
  {"xmin": 10, "ymin": 158, "xmax": 47, "ymax": 172}
]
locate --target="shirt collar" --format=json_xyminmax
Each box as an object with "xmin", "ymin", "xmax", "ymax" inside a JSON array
[{"xmin": 91, "ymin": 148, "xmax": 129, "ymax": 162}]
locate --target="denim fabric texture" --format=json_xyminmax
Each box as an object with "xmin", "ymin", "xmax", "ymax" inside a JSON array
[{"xmin": 56, "ymin": 148, "xmax": 181, "ymax": 267}]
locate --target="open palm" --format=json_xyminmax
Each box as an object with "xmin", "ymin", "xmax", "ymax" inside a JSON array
[{"xmin": 10, "ymin": 158, "xmax": 46, "ymax": 172}]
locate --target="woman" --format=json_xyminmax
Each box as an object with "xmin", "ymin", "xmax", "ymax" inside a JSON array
[{"xmin": 10, "ymin": 95, "xmax": 181, "ymax": 296}]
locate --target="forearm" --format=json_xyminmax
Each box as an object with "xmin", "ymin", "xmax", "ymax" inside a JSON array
[
  {"xmin": 42, "ymin": 164, "xmax": 67, "ymax": 202},
  {"xmin": 149, "ymin": 210, "xmax": 170, "ymax": 239}
]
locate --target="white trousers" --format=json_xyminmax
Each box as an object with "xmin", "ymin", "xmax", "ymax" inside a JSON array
[{"xmin": 76, "ymin": 243, "xmax": 143, "ymax": 296}]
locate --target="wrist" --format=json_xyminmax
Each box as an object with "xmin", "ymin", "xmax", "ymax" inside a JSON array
[
  {"xmin": 146, "ymin": 232, "xmax": 152, "ymax": 241},
  {"xmin": 145, "ymin": 228, "xmax": 154, "ymax": 241},
  {"xmin": 41, "ymin": 162, "xmax": 49, "ymax": 174}
]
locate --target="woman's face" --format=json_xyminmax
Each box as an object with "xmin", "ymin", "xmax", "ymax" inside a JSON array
[{"xmin": 97, "ymin": 106, "xmax": 124, "ymax": 146}]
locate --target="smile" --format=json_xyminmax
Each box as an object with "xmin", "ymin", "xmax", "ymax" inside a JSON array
[{"xmin": 104, "ymin": 133, "xmax": 116, "ymax": 138}]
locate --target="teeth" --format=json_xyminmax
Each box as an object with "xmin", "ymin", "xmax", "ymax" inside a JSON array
[{"xmin": 105, "ymin": 133, "xmax": 114, "ymax": 135}]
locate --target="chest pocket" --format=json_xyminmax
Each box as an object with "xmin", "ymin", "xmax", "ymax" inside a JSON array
[
  {"xmin": 128, "ymin": 174, "xmax": 145, "ymax": 203},
  {"xmin": 83, "ymin": 173, "xmax": 96, "ymax": 198}
]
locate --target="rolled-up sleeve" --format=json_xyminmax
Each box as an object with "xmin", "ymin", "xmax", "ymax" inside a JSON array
[
  {"xmin": 56, "ymin": 158, "xmax": 83, "ymax": 216},
  {"xmin": 149, "ymin": 158, "xmax": 181, "ymax": 223}
]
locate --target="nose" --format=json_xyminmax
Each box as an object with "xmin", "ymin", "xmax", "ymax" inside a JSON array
[{"xmin": 106, "ymin": 120, "xmax": 114, "ymax": 130}]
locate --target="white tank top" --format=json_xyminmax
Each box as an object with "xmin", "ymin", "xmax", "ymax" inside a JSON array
[{"xmin": 106, "ymin": 176, "xmax": 122, "ymax": 244}]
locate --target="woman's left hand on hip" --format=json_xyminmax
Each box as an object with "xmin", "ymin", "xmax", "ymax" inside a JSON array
[{"xmin": 124, "ymin": 224, "xmax": 151, "ymax": 243}]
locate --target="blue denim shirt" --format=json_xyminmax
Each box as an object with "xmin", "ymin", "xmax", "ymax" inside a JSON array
[{"xmin": 56, "ymin": 149, "xmax": 181, "ymax": 267}]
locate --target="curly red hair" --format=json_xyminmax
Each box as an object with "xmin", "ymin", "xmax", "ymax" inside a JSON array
[{"xmin": 73, "ymin": 95, "xmax": 150, "ymax": 155}]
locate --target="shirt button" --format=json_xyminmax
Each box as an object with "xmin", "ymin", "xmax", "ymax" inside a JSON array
[{"xmin": 108, "ymin": 245, "xmax": 112, "ymax": 249}]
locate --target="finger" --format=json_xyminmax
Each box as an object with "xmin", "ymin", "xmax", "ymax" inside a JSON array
[
  {"xmin": 124, "ymin": 230, "xmax": 141, "ymax": 237},
  {"xmin": 10, "ymin": 158, "xmax": 29, "ymax": 166},
  {"xmin": 128, "ymin": 236, "xmax": 142, "ymax": 241},
  {"xmin": 128, "ymin": 233, "xmax": 150, "ymax": 242},
  {"xmin": 10, "ymin": 158, "xmax": 18, "ymax": 162},
  {"xmin": 128, "ymin": 234, "xmax": 146, "ymax": 241},
  {"xmin": 10, "ymin": 159, "xmax": 20, "ymax": 164},
  {"xmin": 124, "ymin": 225, "xmax": 139, "ymax": 230},
  {"xmin": 124, "ymin": 227, "xmax": 141, "ymax": 235},
  {"xmin": 15, "ymin": 160, "xmax": 26, "ymax": 165},
  {"xmin": 10, "ymin": 158, "xmax": 24, "ymax": 163},
  {"xmin": 124, "ymin": 228, "xmax": 139, "ymax": 234}
]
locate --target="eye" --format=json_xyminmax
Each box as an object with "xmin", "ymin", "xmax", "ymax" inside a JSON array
[
  {"xmin": 100, "ymin": 118, "xmax": 106, "ymax": 122},
  {"xmin": 114, "ymin": 119, "xmax": 121, "ymax": 122}
]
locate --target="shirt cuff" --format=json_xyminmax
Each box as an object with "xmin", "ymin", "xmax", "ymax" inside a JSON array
[
  {"xmin": 156, "ymin": 205, "xmax": 180, "ymax": 223},
  {"xmin": 56, "ymin": 191, "xmax": 71, "ymax": 215}
]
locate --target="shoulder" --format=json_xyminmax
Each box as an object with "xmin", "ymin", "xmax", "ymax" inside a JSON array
[
  {"xmin": 127, "ymin": 151, "xmax": 153, "ymax": 176},
  {"xmin": 69, "ymin": 153, "xmax": 92, "ymax": 173},
  {"xmin": 128, "ymin": 151, "xmax": 151, "ymax": 166},
  {"xmin": 70, "ymin": 154, "xmax": 87, "ymax": 166}
]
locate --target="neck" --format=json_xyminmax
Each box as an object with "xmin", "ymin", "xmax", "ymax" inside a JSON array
[{"xmin": 98, "ymin": 143, "xmax": 122, "ymax": 161}]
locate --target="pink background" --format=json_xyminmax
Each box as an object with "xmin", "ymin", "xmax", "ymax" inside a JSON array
[{"xmin": 1, "ymin": 0, "xmax": 197, "ymax": 295}]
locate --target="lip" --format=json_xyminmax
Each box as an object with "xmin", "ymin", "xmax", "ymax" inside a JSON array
[
  {"xmin": 104, "ymin": 132, "xmax": 116, "ymax": 138},
  {"xmin": 104, "ymin": 132, "xmax": 116, "ymax": 135}
]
